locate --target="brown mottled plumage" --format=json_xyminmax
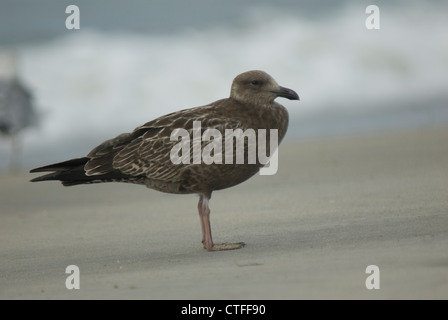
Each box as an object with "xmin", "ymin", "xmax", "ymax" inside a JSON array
[{"xmin": 30, "ymin": 70, "xmax": 299, "ymax": 251}]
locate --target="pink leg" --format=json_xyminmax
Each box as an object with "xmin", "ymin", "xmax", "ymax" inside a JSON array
[
  {"xmin": 197, "ymin": 197, "xmax": 206, "ymax": 245},
  {"xmin": 197, "ymin": 195, "xmax": 245, "ymax": 252},
  {"xmin": 198, "ymin": 195, "xmax": 213, "ymax": 250}
]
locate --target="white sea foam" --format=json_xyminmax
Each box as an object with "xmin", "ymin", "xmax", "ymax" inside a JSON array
[{"xmin": 1, "ymin": 2, "xmax": 448, "ymax": 169}]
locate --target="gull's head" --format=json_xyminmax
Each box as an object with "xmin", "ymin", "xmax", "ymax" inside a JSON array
[{"xmin": 230, "ymin": 70, "xmax": 299, "ymax": 105}]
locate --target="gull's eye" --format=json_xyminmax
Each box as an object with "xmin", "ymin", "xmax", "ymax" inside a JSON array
[{"xmin": 250, "ymin": 80, "xmax": 261, "ymax": 86}]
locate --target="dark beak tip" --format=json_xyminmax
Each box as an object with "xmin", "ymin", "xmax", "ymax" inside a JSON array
[
  {"xmin": 287, "ymin": 88, "xmax": 300, "ymax": 101},
  {"xmin": 274, "ymin": 87, "xmax": 299, "ymax": 101},
  {"xmin": 290, "ymin": 92, "xmax": 300, "ymax": 101}
]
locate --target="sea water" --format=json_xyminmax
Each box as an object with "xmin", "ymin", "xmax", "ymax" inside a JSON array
[{"xmin": 0, "ymin": 0, "xmax": 447, "ymax": 170}]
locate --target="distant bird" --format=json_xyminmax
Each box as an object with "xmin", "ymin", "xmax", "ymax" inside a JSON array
[
  {"xmin": 0, "ymin": 80, "xmax": 35, "ymax": 135},
  {"xmin": 30, "ymin": 70, "xmax": 299, "ymax": 251},
  {"xmin": 0, "ymin": 51, "xmax": 36, "ymax": 172}
]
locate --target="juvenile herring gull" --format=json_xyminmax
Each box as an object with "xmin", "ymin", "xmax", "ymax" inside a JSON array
[{"xmin": 30, "ymin": 70, "xmax": 299, "ymax": 251}]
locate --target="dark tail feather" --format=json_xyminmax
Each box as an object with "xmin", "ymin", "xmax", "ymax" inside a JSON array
[
  {"xmin": 30, "ymin": 157, "xmax": 138, "ymax": 186},
  {"xmin": 30, "ymin": 157, "xmax": 89, "ymax": 173},
  {"xmin": 30, "ymin": 157, "xmax": 90, "ymax": 184}
]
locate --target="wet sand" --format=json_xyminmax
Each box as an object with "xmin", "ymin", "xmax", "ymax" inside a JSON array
[{"xmin": 1, "ymin": 126, "xmax": 447, "ymax": 299}]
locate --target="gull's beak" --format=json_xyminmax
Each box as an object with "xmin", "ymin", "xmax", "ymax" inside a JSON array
[{"xmin": 271, "ymin": 86, "xmax": 300, "ymax": 100}]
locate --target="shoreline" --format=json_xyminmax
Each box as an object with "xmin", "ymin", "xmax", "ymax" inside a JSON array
[{"xmin": 1, "ymin": 125, "xmax": 447, "ymax": 299}]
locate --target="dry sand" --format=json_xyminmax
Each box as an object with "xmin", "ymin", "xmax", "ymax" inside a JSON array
[{"xmin": 1, "ymin": 126, "xmax": 447, "ymax": 299}]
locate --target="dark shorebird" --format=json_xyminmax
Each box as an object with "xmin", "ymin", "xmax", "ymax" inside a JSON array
[
  {"xmin": 30, "ymin": 70, "xmax": 299, "ymax": 251},
  {"xmin": 0, "ymin": 80, "xmax": 35, "ymax": 135},
  {"xmin": 0, "ymin": 52, "xmax": 36, "ymax": 172}
]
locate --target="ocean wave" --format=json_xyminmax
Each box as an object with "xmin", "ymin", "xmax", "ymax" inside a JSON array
[{"xmin": 1, "ymin": 2, "xmax": 448, "ymax": 169}]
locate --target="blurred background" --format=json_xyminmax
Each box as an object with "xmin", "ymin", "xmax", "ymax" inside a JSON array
[{"xmin": 0, "ymin": 0, "xmax": 447, "ymax": 172}]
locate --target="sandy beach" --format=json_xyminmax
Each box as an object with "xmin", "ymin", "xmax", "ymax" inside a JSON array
[{"xmin": 1, "ymin": 126, "xmax": 447, "ymax": 300}]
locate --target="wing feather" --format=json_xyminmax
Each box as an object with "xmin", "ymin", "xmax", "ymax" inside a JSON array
[
  {"xmin": 83, "ymin": 101, "xmax": 244, "ymax": 181},
  {"xmin": 112, "ymin": 104, "xmax": 242, "ymax": 179}
]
